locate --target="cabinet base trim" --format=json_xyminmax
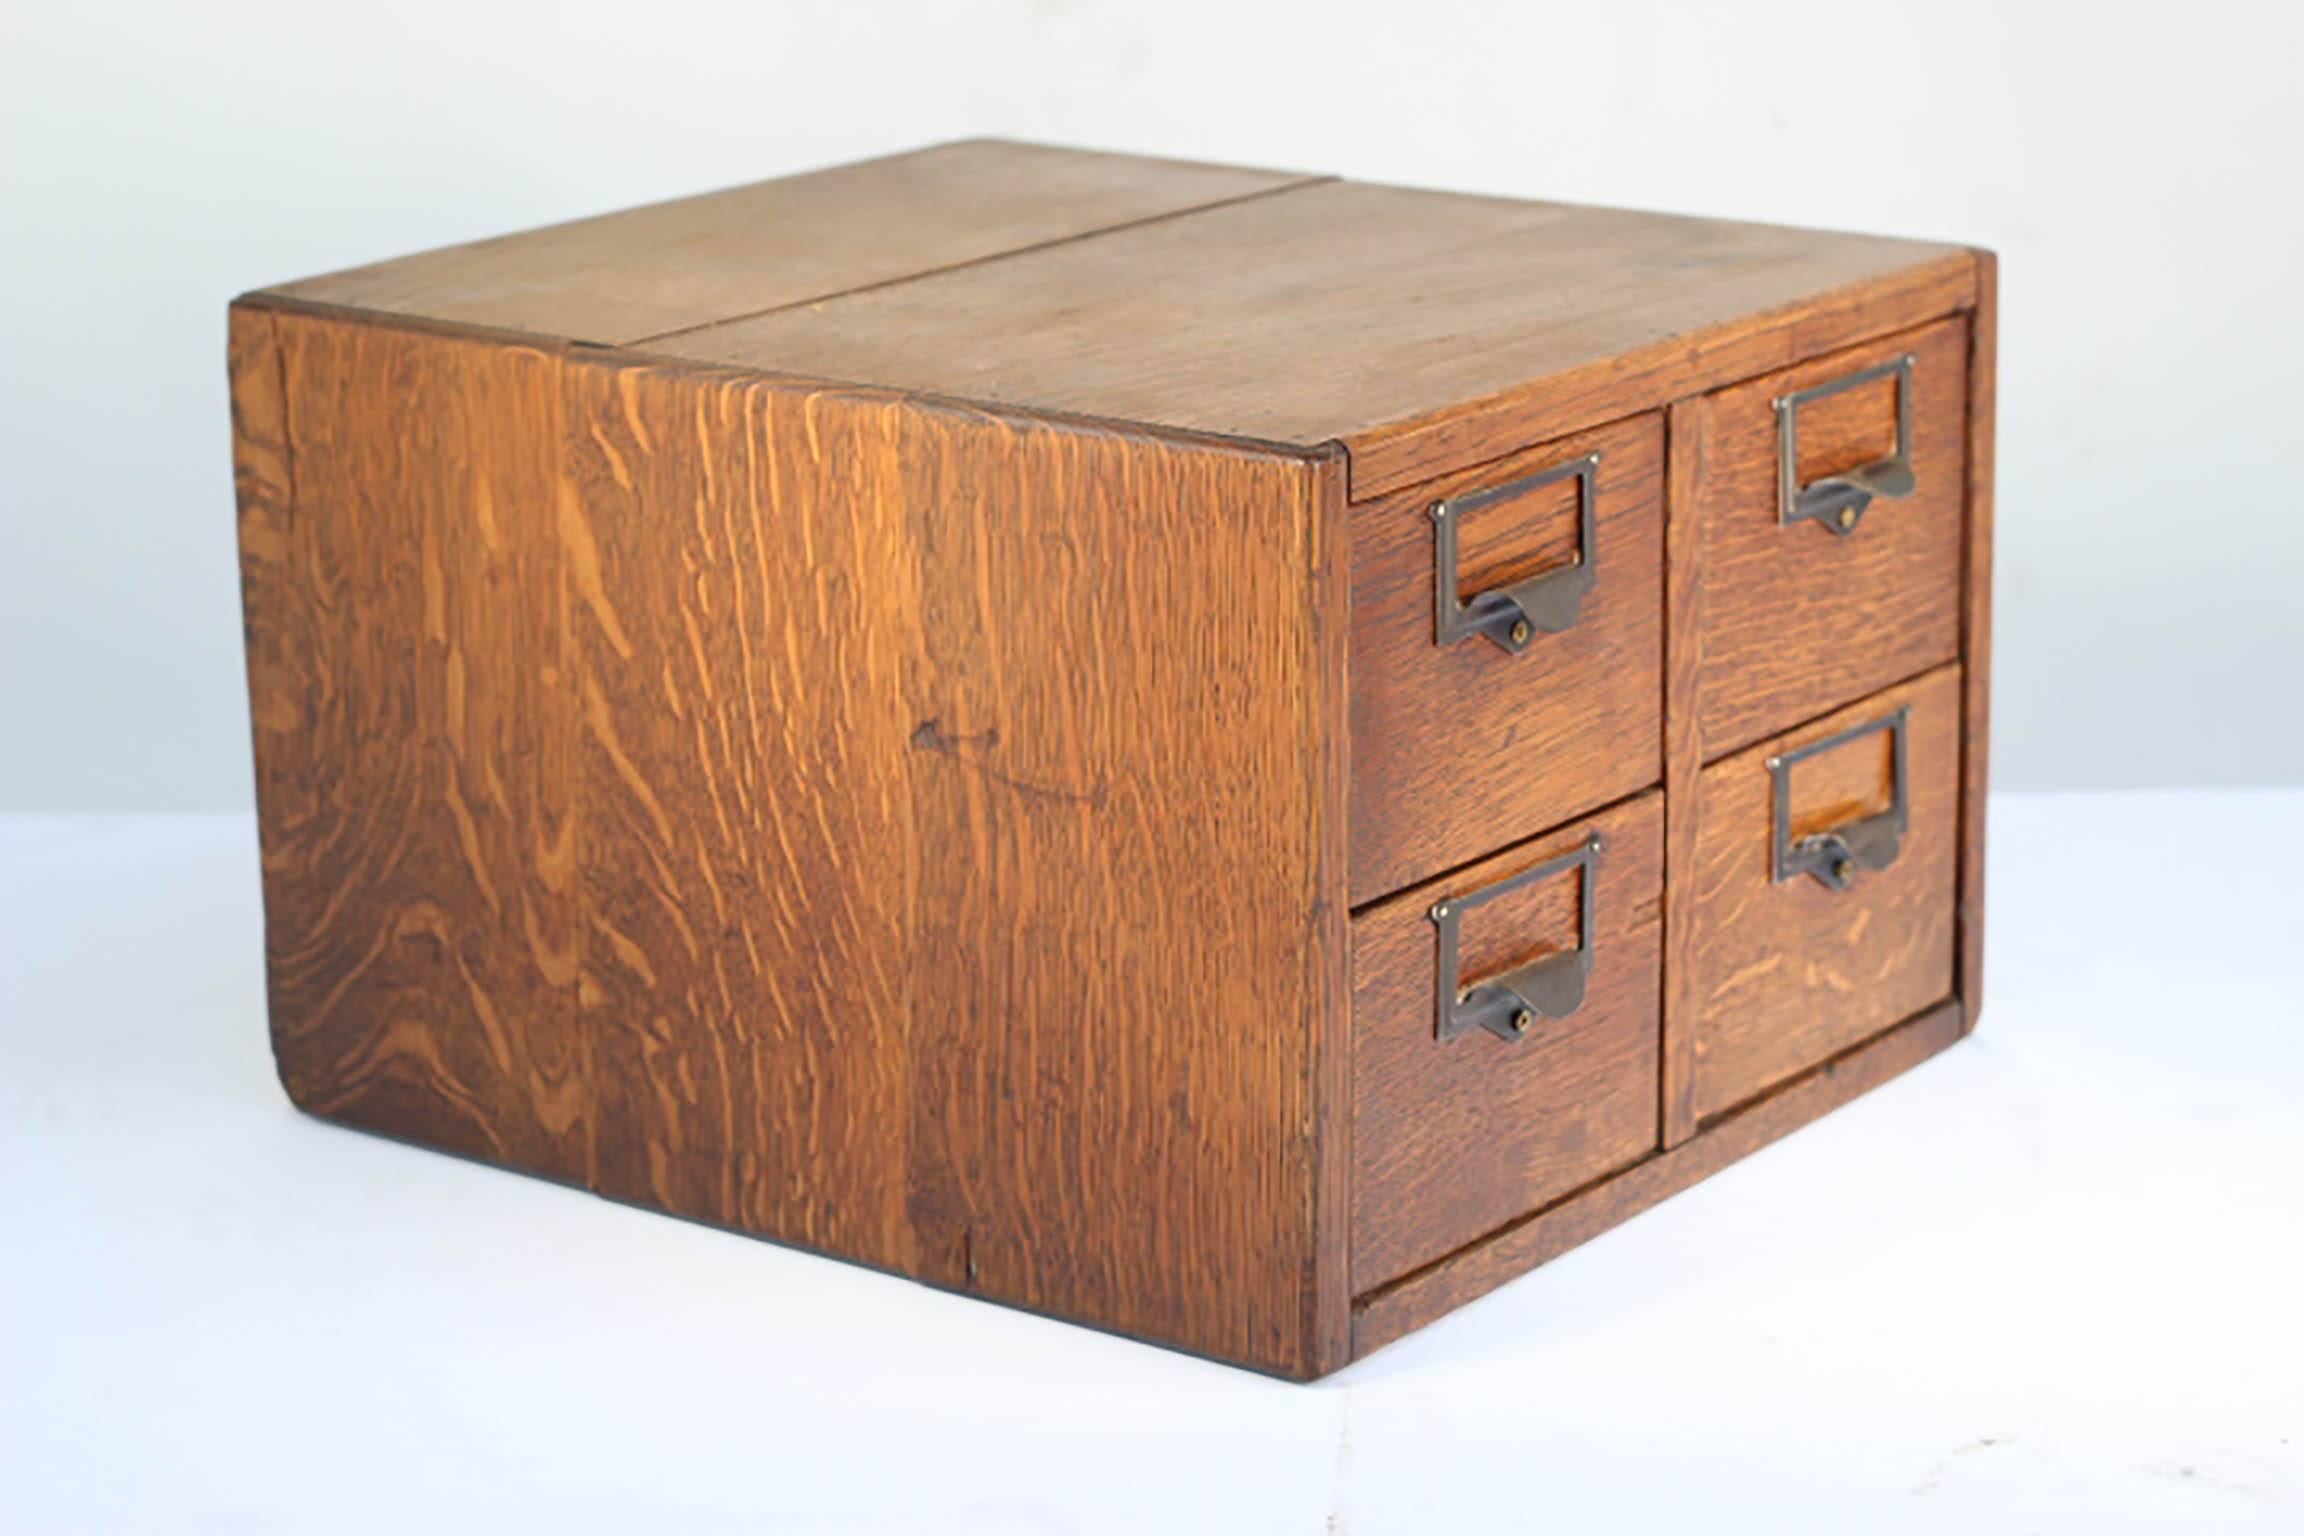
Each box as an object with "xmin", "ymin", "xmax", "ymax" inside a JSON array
[{"xmin": 1351, "ymin": 997, "xmax": 1966, "ymax": 1360}]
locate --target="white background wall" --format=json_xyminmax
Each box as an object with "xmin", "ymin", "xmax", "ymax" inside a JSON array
[{"xmin": 5, "ymin": 0, "xmax": 2300, "ymax": 810}]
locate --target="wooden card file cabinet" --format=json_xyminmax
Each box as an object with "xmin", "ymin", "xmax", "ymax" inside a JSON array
[{"xmin": 232, "ymin": 139, "xmax": 1994, "ymax": 1378}]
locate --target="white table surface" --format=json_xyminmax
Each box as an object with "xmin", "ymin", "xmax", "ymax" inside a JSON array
[{"xmin": 4, "ymin": 791, "xmax": 2299, "ymax": 1533}]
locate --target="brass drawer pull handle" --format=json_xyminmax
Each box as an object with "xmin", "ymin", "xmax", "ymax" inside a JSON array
[
  {"xmin": 1429, "ymin": 833, "xmax": 1602, "ymax": 1042},
  {"xmin": 1776, "ymin": 354, "xmax": 1917, "ymax": 536},
  {"xmin": 1768, "ymin": 707, "xmax": 1910, "ymax": 891},
  {"xmin": 1430, "ymin": 453, "xmax": 1600, "ymax": 654}
]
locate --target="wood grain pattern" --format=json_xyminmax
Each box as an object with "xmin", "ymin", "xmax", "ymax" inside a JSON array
[
  {"xmin": 1352, "ymin": 998, "xmax": 1965, "ymax": 1358},
  {"xmin": 644, "ymin": 180, "xmax": 1975, "ymax": 495},
  {"xmin": 1351, "ymin": 793, "xmax": 1663, "ymax": 1294},
  {"xmin": 1660, "ymin": 397, "xmax": 1709, "ymax": 1147},
  {"xmin": 234, "ymin": 143, "xmax": 1999, "ymax": 1377},
  {"xmin": 1690, "ymin": 318, "xmax": 1970, "ymax": 759},
  {"xmin": 1348, "ymin": 414, "xmax": 1663, "ymax": 904},
  {"xmin": 563, "ymin": 359, "xmax": 923, "ymax": 1269},
  {"xmin": 272, "ymin": 140, "xmax": 1316, "ymax": 345},
  {"xmin": 1959, "ymin": 252, "xmax": 1998, "ymax": 1031},
  {"xmin": 1306, "ymin": 444, "xmax": 1357, "ymax": 1376},
  {"xmin": 237, "ymin": 303, "xmax": 586, "ymax": 1180},
  {"xmin": 1686, "ymin": 665, "xmax": 1962, "ymax": 1123},
  {"xmin": 560, "ymin": 356, "xmax": 1347, "ymax": 1375},
  {"xmin": 892, "ymin": 397, "xmax": 1344, "ymax": 1375}
]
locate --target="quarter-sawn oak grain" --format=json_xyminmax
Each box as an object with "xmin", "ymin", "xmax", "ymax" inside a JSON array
[
  {"xmin": 566, "ymin": 357, "xmax": 1347, "ymax": 1374},
  {"xmin": 232, "ymin": 139, "xmax": 1997, "ymax": 1378},
  {"xmin": 563, "ymin": 360, "xmax": 925, "ymax": 1270},
  {"xmin": 238, "ymin": 307, "xmax": 588, "ymax": 1182}
]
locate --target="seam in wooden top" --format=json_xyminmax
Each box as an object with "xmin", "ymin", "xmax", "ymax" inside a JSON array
[
  {"xmin": 624, "ymin": 175, "xmax": 1339, "ymax": 349},
  {"xmin": 255, "ymin": 139, "xmax": 1316, "ymax": 348}
]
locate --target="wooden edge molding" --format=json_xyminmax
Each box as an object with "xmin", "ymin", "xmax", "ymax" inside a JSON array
[
  {"xmin": 1342, "ymin": 249, "xmax": 1983, "ymax": 503},
  {"xmin": 237, "ymin": 290, "xmax": 1337, "ymax": 474},
  {"xmin": 1350, "ymin": 998, "xmax": 1967, "ymax": 1360},
  {"xmin": 1958, "ymin": 250, "xmax": 1998, "ymax": 1031},
  {"xmin": 232, "ymin": 289, "xmax": 577, "ymax": 348}
]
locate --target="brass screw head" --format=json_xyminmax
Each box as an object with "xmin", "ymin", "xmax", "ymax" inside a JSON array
[
  {"xmin": 1510, "ymin": 618, "xmax": 1533, "ymax": 645},
  {"xmin": 1836, "ymin": 505, "xmax": 1858, "ymax": 530},
  {"xmin": 1512, "ymin": 1009, "xmax": 1535, "ymax": 1034}
]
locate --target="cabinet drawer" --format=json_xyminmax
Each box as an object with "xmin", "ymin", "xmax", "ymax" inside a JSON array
[
  {"xmin": 1685, "ymin": 665, "xmax": 1960, "ymax": 1122},
  {"xmin": 1349, "ymin": 415, "xmax": 1663, "ymax": 904},
  {"xmin": 1352, "ymin": 791, "xmax": 1662, "ymax": 1294},
  {"xmin": 1690, "ymin": 318, "xmax": 1967, "ymax": 757}
]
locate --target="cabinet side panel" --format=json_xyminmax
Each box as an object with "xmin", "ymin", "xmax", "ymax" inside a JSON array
[
  {"xmin": 239, "ymin": 305, "xmax": 585, "ymax": 1178},
  {"xmin": 562, "ymin": 362, "xmax": 921, "ymax": 1272},
  {"xmin": 564, "ymin": 363, "xmax": 1337, "ymax": 1372},
  {"xmin": 900, "ymin": 406, "xmax": 1336, "ymax": 1376}
]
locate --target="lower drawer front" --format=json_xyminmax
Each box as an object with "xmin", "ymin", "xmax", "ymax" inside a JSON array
[
  {"xmin": 1687, "ymin": 664, "xmax": 1961, "ymax": 1122},
  {"xmin": 1352, "ymin": 791, "xmax": 1662, "ymax": 1295}
]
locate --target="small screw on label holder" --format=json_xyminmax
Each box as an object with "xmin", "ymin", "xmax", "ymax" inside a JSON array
[
  {"xmin": 1430, "ymin": 453, "xmax": 1602, "ymax": 653},
  {"xmin": 1767, "ymin": 708, "xmax": 1912, "ymax": 890},
  {"xmin": 1430, "ymin": 833, "xmax": 1604, "ymax": 1043}
]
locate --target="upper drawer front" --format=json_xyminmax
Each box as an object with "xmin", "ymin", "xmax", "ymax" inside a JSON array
[
  {"xmin": 1691, "ymin": 318, "xmax": 1968, "ymax": 758},
  {"xmin": 1352, "ymin": 789, "xmax": 1662, "ymax": 1295},
  {"xmin": 1349, "ymin": 413, "xmax": 1663, "ymax": 904},
  {"xmin": 1686, "ymin": 664, "xmax": 1961, "ymax": 1122}
]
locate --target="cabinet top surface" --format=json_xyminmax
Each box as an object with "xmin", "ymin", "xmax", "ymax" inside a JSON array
[{"xmin": 260, "ymin": 138, "xmax": 1973, "ymax": 473}]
